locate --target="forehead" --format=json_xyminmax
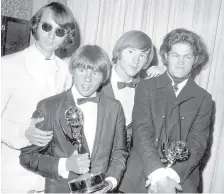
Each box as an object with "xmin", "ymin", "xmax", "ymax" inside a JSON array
[
  {"xmin": 124, "ymin": 47, "xmax": 151, "ymax": 54},
  {"xmin": 41, "ymin": 9, "xmax": 56, "ymax": 23},
  {"xmin": 170, "ymin": 43, "xmax": 193, "ymax": 54}
]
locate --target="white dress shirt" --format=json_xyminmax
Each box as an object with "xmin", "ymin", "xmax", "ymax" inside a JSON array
[
  {"xmin": 1, "ymin": 44, "xmax": 72, "ymax": 193},
  {"xmin": 147, "ymin": 74, "xmax": 189, "ymax": 186},
  {"xmin": 58, "ymin": 86, "xmax": 117, "ymax": 189},
  {"xmin": 110, "ymin": 68, "xmax": 135, "ymax": 125}
]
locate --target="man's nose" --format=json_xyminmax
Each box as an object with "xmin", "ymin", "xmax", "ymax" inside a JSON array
[
  {"xmin": 48, "ymin": 30, "xmax": 56, "ymax": 39},
  {"xmin": 179, "ymin": 56, "xmax": 185, "ymax": 65},
  {"xmin": 85, "ymin": 71, "xmax": 92, "ymax": 82},
  {"xmin": 132, "ymin": 54, "xmax": 140, "ymax": 64}
]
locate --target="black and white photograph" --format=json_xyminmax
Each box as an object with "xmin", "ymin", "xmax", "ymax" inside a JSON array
[{"xmin": 1, "ymin": 0, "xmax": 224, "ymax": 193}]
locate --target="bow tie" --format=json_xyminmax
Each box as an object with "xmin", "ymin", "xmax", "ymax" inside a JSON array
[
  {"xmin": 77, "ymin": 96, "xmax": 100, "ymax": 105},
  {"xmin": 117, "ymin": 78, "xmax": 140, "ymax": 90}
]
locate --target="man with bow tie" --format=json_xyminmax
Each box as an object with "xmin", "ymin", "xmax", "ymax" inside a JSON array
[
  {"xmin": 19, "ymin": 45, "xmax": 128, "ymax": 193},
  {"xmin": 99, "ymin": 30, "xmax": 164, "ymax": 151}
]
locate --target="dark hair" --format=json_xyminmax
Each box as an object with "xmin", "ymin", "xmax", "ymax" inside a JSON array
[
  {"xmin": 69, "ymin": 45, "xmax": 112, "ymax": 84},
  {"xmin": 112, "ymin": 30, "xmax": 153, "ymax": 65},
  {"xmin": 160, "ymin": 28, "xmax": 208, "ymax": 72},
  {"xmin": 30, "ymin": 2, "xmax": 77, "ymax": 49}
]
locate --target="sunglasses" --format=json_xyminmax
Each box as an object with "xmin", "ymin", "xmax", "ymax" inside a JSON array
[{"xmin": 41, "ymin": 22, "xmax": 67, "ymax": 37}]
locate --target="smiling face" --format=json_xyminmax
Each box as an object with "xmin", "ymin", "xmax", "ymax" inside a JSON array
[
  {"xmin": 165, "ymin": 43, "xmax": 196, "ymax": 78},
  {"xmin": 73, "ymin": 67, "xmax": 103, "ymax": 97},
  {"xmin": 35, "ymin": 9, "xmax": 67, "ymax": 57},
  {"xmin": 115, "ymin": 47, "xmax": 150, "ymax": 81}
]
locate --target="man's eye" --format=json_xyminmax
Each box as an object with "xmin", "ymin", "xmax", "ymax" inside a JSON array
[
  {"xmin": 140, "ymin": 54, "xmax": 146, "ymax": 58},
  {"xmin": 93, "ymin": 71, "xmax": 100, "ymax": 76},
  {"xmin": 128, "ymin": 50, "xmax": 133, "ymax": 53},
  {"xmin": 78, "ymin": 68, "xmax": 85, "ymax": 72},
  {"xmin": 186, "ymin": 56, "xmax": 193, "ymax": 60},
  {"xmin": 172, "ymin": 54, "xmax": 178, "ymax": 58}
]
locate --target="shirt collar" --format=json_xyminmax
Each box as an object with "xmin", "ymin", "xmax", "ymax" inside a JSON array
[
  {"xmin": 25, "ymin": 44, "xmax": 60, "ymax": 77},
  {"xmin": 71, "ymin": 85, "xmax": 97, "ymax": 105},
  {"xmin": 167, "ymin": 72, "xmax": 188, "ymax": 92},
  {"xmin": 32, "ymin": 43, "xmax": 55, "ymax": 60}
]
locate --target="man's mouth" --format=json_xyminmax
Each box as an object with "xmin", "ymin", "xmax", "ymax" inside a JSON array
[{"xmin": 82, "ymin": 84, "xmax": 91, "ymax": 91}]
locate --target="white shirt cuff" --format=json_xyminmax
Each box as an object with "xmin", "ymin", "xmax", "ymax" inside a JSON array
[
  {"xmin": 58, "ymin": 158, "xmax": 69, "ymax": 178},
  {"xmin": 105, "ymin": 177, "xmax": 117, "ymax": 190},
  {"xmin": 166, "ymin": 167, "xmax": 180, "ymax": 183},
  {"xmin": 147, "ymin": 168, "xmax": 167, "ymax": 186}
]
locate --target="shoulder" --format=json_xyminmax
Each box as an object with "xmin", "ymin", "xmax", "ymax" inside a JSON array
[
  {"xmin": 137, "ymin": 75, "xmax": 158, "ymax": 91},
  {"xmin": 2, "ymin": 47, "xmax": 29, "ymax": 62},
  {"xmin": 193, "ymin": 81, "xmax": 212, "ymax": 102},
  {"xmin": 1, "ymin": 47, "xmax": 30, "ymax": 73},
  {"xmin": 37, "ymin": 91, "xmax": 67, "ymax": 109},
  {"xmin": 55, "ymin": 56, "xmax": 69, "ymax": 70}
]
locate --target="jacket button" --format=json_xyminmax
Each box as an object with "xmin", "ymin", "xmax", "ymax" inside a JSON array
[
  {"xmin": 181, "ymin": 116, "xmax": 185, "ymax": 120},
  {"xmin": 162, "ymin": 115, "xmax": 166, "ymax": 119},
  {"xmin": 155, "ymin": 138, "xmax": 159, "ymax": 142}
]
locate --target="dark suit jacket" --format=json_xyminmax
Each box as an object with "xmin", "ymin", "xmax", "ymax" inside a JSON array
[
  {"xmin": 119, "ymin": 72, "xmax": 213, "ymax": 193},
  {"xmin": 20, "ymin": 89, "xmax": 128, "ymax": 193}
]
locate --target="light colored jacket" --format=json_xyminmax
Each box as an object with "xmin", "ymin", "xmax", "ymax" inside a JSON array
[{"xmin": 1, "ymin": 44, "xmax": 72, "ymax": 193}]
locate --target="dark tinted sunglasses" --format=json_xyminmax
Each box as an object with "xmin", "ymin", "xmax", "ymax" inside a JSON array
[{"xmin": 41, "ymin": 22, "xmax": 67, "ymax": 37}]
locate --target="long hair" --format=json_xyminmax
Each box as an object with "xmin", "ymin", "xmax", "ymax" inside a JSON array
[
  {"xmin": 30, "ymin": 2, "xmax": 78, "ymax": 49},
  {"xmin": 160, "ymin": 28, "xmax": 208, "ymax": 73}
]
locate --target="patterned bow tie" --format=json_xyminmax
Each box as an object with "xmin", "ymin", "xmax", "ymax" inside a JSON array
[
  {"xmin": 117, "ymin": 82, "xmax": 137, "ymax": 89},
  {"xmin": 117, "ymin": 77, "xmax": 140, "ymax": 90},
  {"xmin": 77, "ymin": 96, "xmax": 100, "ymax": 105}
]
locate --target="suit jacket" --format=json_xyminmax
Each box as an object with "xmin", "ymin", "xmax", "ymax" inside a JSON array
[
  {"xmin": 119, "ymin": 72, "xmax": 213, "ymax": 193},
  {"xmin": 20, "ymin": 89, "xmax": 128, "ymax": 193},
  {"xmin": 99, "ymin": 78, "xmax": 140, "ymax": 151}
]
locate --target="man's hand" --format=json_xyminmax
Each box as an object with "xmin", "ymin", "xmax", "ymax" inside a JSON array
[
  {"xmin": 146, "ymin": 66, "xmax": 166, "ymax": 78},
  {"xmin": 66, "ymin": 150, "xmax": 90, "ymax": 174},
  {"xmin": 25, "ymin": 118, "xmax": 53, "ymax": 146},
  {"xmin": 93, "ymin": 180, "xmax": 113, "ymax": 193},
  {"xmin": 155, "ymin": 177, "xmax": 182, "ymax": 193}
]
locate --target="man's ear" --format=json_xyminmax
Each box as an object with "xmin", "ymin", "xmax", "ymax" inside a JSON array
[
  {"xmin": 117, "ymin": 51, "xmax": 122, "ymax": 60},
  {"xmin": 164, "ymin": 53, "xmax": 169, "ymax": 64},
  {"xmin": 148, "ymin": 49, "xmax": 154, "ymax": 63},
  {"xmin": 194, "ymin": 56, "xmax": 199, "ymax": 65}
]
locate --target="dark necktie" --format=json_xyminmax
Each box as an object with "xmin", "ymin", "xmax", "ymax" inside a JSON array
[
  {"xmin": 168, "ymin": 71, "xmax": 190, "ymax": 92},
  {"xmin": 77, "ymin": 96, "xmax": 100, "ymax": 105},
  {"xmin": 117, "ymin": 77, "xmax": 140, "ymax": 90}
]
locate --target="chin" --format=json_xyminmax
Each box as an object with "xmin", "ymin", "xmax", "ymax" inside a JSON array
[{"xmin": 127, "ymin": 71, "xmax": 138, "ymax": 78}]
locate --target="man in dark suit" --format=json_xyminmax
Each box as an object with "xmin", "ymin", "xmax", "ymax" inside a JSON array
[
  {"xmin": 19, "ymin": 45, "xmax": 128, "ymax": 193},
  {"xmin": 119, "ymin": 28, "xmax": 213, "ymax": 193},
  {"xmin": 100, "ymin": 30, "xmax": 164, "ymax": 150}
]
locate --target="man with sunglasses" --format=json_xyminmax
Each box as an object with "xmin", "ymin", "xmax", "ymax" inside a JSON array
[{"xmin": 1, "ymin": 2, "xmax": 78, "ymax": 193}]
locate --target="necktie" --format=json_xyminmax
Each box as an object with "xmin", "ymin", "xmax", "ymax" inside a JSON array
[
  {"xmin": 77, "ymin": 96, "xmax": 100, "ymax": 105},
  {"xmin": 168, "ymin": 71, "xmax": 190, "ymax": 92},
  {"xmin": 117, "ymin": 77, "xmax": 140, "ymax": 90}
]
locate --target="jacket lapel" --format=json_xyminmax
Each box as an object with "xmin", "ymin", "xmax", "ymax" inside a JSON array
[
  {"xmin": 153, "ymin": 73, "xmax": 173, "ymax": 147},
  {"xmin": 57, "ymin": 89, "xmax": 79, "ymax": 155},
  {"xmin": 99, "ymin": 81, "xmax": 115, "ymax": 98},
  {"xmin": 169, "ymin": 78, "xmax": 196, "ymax": 115},
  {"xmin": 90, "ymin": 95, "xmax": 105, "ymax": 161}
]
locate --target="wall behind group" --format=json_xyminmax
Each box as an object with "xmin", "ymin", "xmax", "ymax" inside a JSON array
[
  {"xmin": 1, "ymin": 0, "xmax": 67, "ymax": 45},
  {"xmin": 1, "ymin": 0, "xmax": 33, "ymax": 20},
  {"xmin": 1, "ymin": 0, "xmax": 67, "ymax": 20}
]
